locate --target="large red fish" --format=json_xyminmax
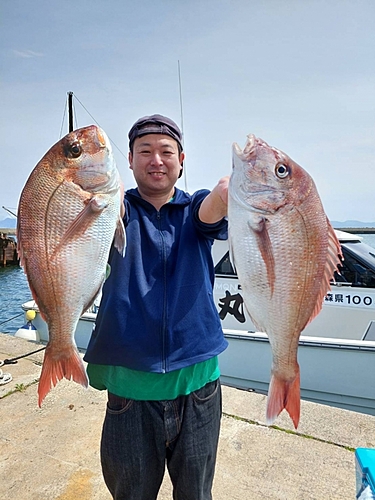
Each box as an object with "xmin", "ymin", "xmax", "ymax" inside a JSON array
[
  {"xmin": 228, "ymin": 135, "xmax": 342, "ymax": 428},
  {"xmin": 17, "ymin": 125, "xmax": 126, "ymax": 406}
]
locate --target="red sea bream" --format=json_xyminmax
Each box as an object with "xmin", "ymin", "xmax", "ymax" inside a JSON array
[
  {"xmin": 228, "ymin": 134, "xmax": 342, "ymax": 428},
  {"xmin": 17, "ymin": 125, "xmax": 126, "ymax": 406}
]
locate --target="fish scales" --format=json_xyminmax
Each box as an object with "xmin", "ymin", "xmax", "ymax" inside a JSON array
[
  {"xmin": 228, "ymin": 134, "xmax": 342, "ymax": 428},
  {"xmin": 17, "ymin": 125, "xmax": 126, "ymax": 406}
]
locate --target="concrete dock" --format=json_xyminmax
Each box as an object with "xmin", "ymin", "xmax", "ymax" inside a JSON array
[{"xmin": 1, "ymin": 334, "xmax": 374, "ymax": 499}]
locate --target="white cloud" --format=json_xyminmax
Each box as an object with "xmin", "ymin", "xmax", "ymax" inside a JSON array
[{"xmin": 12, "ymin": 49, "xmax": 44, "ymax": 58}]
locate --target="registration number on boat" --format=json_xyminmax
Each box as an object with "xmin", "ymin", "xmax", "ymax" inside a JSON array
[{"xmin": 324, "ymin": 290, "xmax": 375, "ymax": 308}]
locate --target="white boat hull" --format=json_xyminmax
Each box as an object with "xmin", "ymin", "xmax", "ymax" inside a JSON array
[{"xmin": 219, "ymin": 330, "xmax": 375, "ymax": 416}]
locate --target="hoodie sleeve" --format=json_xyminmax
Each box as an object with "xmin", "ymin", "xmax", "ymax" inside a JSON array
[{"xmin": 191, "ymin": 189, "xmax": 228, "ymax": 240}]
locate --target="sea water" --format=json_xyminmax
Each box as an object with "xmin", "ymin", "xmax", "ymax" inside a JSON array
[
  {"xmin": 1, "ymin": 233, "xmax": 375, "ymax": 335},
  {"xmin": 363, "ymin": 233, "xmax": 375, "ymax": 248},
  {"xmin": 0, "ymin": 266, "xmax": 32, "ymax": 333}
]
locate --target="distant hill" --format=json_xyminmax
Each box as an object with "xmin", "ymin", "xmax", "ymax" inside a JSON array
[
  {"xmin": 0, "ymin": 217, "xmax": 16, "ymax": 229},
  {"xmin": 1, "ymin": 217, "xmax": 374, "ymax": 230},
  {"xmin": 331, "ymin": 220, "xmax": 375, "ymax": 228}
]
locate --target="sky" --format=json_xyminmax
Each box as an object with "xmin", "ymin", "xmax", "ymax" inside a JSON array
[{"xmin": 1, "ymin": 0, "xmax": 374, "ymax": 223}]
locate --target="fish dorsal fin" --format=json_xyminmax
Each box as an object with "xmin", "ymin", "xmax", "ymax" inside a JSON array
[
  {"xmin": 16, "ymin": 223, "xmax": 25, "ymax": 269},
  {"xmin": 304, "ymin": 219, "xmax": 342, "ymax": 327},
  {"xmin": 250, "ymin": 217, "xmax": 276, "ymax": 295},
  {"xmin": 51, "ymin": 195, "xmax": 109, "ymax": 259}
]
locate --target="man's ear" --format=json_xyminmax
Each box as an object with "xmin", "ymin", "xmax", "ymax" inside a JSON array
[
  {"xmin": 179, "ymin": 151, "xmax": 185, "ymax": 166},
  {"xmin": 128, "ymin": 151, "xmax": 133, "ymax": 170}
]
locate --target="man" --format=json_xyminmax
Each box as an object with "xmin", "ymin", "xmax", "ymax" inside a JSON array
[{"xmin": 84, "ymin": 114, "xmax": 229, "ymax": 500}]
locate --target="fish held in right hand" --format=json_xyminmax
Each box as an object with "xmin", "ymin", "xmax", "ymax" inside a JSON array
[{"xmin": 228, "ymin": 134, "xmax": 342, "ymax": 428}]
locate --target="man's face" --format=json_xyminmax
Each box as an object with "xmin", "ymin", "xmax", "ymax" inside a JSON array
[{"xmin": 129, "ymin": 134, "xmax": 184, "ymax": 197}]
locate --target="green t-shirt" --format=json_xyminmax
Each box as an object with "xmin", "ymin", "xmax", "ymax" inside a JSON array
[{"xmin": 87, "ymin": 357, "xmax": 220, "ymax": 401}]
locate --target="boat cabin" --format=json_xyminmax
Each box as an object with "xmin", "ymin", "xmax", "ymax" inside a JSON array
[{"xmin": 212, "ymin": 231, "xmax": 375, "ymax": 341}]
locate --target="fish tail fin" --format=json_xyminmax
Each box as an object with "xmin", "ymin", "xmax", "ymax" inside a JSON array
[
  {"xmin": 266, "ymin": 369, "xmax": 300, "ymax": 429},
  {"xmin": 38, "ymin": 344, "xmax": 88, "ymax": 407}
]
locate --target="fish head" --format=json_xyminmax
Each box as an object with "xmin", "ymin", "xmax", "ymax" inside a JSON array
[
  {"xmin": 48, "ymin": 125, "xmax": 119, "ymax": 194},
  {"xmin": 230, "ymin": 134, "xmax": 314, "ymax": 214}
]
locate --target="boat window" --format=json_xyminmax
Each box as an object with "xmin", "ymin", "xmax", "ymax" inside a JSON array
[
  {"xmin": 343, "ymin": 241, "xmax": 375, "ymax": 268},
  {"xmin": 215, "ymin": 252, "xmax": 236, "ymax": 276},
  {"xmin": 335, "ymin": 246, "xmax": 375, "ymax": 288}
]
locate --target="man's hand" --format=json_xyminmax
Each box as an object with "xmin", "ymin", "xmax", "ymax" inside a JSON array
[{"xmin": 198, "ymin": 176, "xmax": 229, "ymax": 224}]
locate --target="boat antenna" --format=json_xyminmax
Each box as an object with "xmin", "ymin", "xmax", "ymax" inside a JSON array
[
  {"xmin": 178, "ymin": 60, "xmax": 188, "ymax": 192},
  {"xmin": 68, "ymin": 91, "xmax": 74, "ymax": 132}
]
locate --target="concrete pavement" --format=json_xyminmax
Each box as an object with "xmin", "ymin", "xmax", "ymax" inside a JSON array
[{"xmin": 0, "ymin": 334, "xmax": 374, "ymax": 499}]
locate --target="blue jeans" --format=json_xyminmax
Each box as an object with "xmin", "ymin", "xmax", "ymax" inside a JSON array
[{"xmin": 100, "ymin": 379, "xmax": 222, "ymax": 500}]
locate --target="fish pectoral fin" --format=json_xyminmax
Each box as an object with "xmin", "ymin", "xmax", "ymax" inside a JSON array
[
  {"xmin": 249, "ymin": 218, "xmax": 276, "ymax": 295},
  {"xmin": 114, "ymin": 216, "xmax": 126, "ymax": 257},
  {"xmin": 65, "ymin": 195, "xmax": 109, "ymax": 236},
  {"xmin": 51, "ymin": 196, "xmax": 108, "ymax": 258}
]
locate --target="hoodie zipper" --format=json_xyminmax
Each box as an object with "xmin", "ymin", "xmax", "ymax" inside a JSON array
[{"xmin": 156, "ymin": 210, "xmax": 168, "ymax": 373}]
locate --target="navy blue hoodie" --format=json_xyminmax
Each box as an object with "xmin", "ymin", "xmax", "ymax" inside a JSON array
[{"xmin": 84, "ymin": 187, "xmax": 228, "ymax": 372}]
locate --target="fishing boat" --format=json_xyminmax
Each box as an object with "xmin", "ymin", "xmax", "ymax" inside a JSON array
[
  {"xmin": 213, "ymin": 230, "xmax": 375, "ymax": 417},
  {"xmin": 21, "ymin": 229, "xmax": 375, "ymax": 416}
]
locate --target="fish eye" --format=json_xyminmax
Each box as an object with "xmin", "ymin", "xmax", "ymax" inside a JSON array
[
  {"xmin": 275, "ymin": 163, "xmax": 289, "ymax": 179},
  {"xmin": 69, "ymin": 142, "xmax": 82, "ymax": 158}
]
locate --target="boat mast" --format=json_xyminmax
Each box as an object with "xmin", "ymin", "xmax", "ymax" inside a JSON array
[{"xmin": 68, "ymin": 91, "xmax": 74, "ymax": 132}]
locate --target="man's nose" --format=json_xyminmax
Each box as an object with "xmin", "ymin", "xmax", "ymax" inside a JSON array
[{"xmin": 150, "ymin": 153, "xmax": 163, "ymax": 165}]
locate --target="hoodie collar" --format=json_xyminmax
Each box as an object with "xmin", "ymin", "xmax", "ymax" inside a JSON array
[{"xmin": 126, "ymin": 187, "xmax": 191, "ymax": 208}]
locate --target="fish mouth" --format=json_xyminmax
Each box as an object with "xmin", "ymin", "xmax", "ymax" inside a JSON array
[
  {"xmin": 233, "ymin": 134, "xmax": 263, "ymax": 161},
  {"xmin": 96, "ymin": 127, "xmax": 110, "ymax": 148},
  {"xmin": 233, "ymin": 134, "xmax": 282, "ymax": 163}
]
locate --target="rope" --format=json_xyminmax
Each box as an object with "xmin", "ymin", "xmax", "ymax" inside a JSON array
[
  {"xmin": 0, "ymin": 346, "xmax": 46, "ymax": 386},
  {"xmin": 0, "ymin": 312, "xmax": 23, "ymax": 327},
  {"xmin": 2, "ymin": 346, "xmax": 46, "ymax": 365},
  {"xmin": 73, "ymin": 94, "xmax": 128, "ymax": 160},
  {"xmin": 59, "ymin": 98, "xmax": 67, "ymax": 139}
]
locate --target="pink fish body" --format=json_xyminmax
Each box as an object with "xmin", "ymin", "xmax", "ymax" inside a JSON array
[
  {"xmin": 17, "ymin": 125, "xmax": 126, "ymax": 406},
  {"xmin": 228, "ymin": 135, "xmax": 342, "ymax": 428}
]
